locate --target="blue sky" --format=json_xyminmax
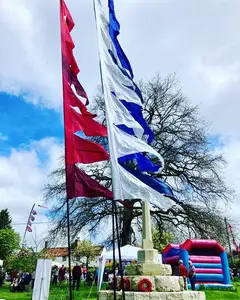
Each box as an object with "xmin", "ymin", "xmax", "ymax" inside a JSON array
[
  {"xmin": 0, "ymin": 92, "xmax": 64, "ymax": 247},
  {"xmin": 0, "ymin": 92, "xmax": 63, "ymax": 155},
  {"xmin": 1, "ymin": 0, "xmax": 240, "ymax": 247}
]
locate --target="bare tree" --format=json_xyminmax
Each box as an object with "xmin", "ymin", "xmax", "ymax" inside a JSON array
[
  {"xmin": 31, "ymin": 227, "xmax": 44, "ymax": 253},
  {"xmin": 44, "ymin": 74, "xmax": 234, "ymax": 246}
]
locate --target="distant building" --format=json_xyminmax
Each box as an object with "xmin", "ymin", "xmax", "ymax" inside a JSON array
[{"xmin": 43, "ymin": 241, "xmax": 103, "ymax": 267}]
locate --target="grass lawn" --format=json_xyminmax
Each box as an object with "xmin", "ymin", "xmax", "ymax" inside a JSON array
[
  {"xmin": 0, "ymin": 281, "xmax": 240, "ymax": 300},
  {"xmin": 0, "ymin": 282, "xmax": 97, "ymax": 300},
  {"xmin": 204, "ymin": 281, "xmax": 240, "ymax": 300}
]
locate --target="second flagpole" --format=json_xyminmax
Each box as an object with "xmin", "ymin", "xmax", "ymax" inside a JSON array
[
  {"xmin": 22, "ymin": 203, "xmax": 35, "ymax": 248},
  {"xmin": 59, "ymin": 0, "xmax": 73, "ymax": 298}
]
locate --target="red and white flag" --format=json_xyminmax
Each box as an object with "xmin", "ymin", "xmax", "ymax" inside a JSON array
[
  {"xmin": 26, "ymin": 226, "xmax": 32, "ymax": 232},
  {"xmin": 30, "ymin": 215, "xmax": 35, "ymax": 221}
]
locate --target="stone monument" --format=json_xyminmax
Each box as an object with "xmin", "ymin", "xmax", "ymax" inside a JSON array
[{"xmin": 98, "ymin": 201, "xmax": 206, "ymax": 300}]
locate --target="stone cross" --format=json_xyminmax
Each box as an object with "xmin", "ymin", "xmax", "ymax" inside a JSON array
[
  {"xmin": 142, "ymin": 200, "xmax": 153, "ymax": 249},
  {"xmin": 137, "ymin": 200, "xmax": 159, "ymax": 267},
  {"xmin": 130, "ymin": 201, "xmax": 168, "ymax": 275}
]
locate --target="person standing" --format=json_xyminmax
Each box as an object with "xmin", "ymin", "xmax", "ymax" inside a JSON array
[
  {"xmin": 94, "ymin": 268, "xmax": 99, "ymax": 286},
  {"xmin": 82, "ymin": 266, "xmax": 87, "ymax": 280},
  {"xmin": 188, "ymin": 261, "xmax": 196, "ymax": 291},
  {"xmin": 52, "ymin": 266, "xmax": 59, "ymax": 286},
  {"xmin": 31, "ymin": 271, "xmax": 35, "ymax": 289},
  {"xmin": 58, "ymin": 265, "xmax": 66, "ymax": 285},
  {"xmin": 72, "ymin": 263, "xmax": 82, "ymax": 290},
  {"xmin": 11, "ymin": 269, "xmax": 18, "ymax": 282},
  {"xmin": 0, "ymin": 266, "xmax": 4, "ymax": 287},
  {"xmin": 178, "ymin": 260, "xmax": 188, "ymax": 290}
]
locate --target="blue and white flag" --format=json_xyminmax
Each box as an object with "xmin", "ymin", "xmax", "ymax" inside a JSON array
[{"xmin": 94, "ymin": 0, "xmax": 174, "ymax": 208}]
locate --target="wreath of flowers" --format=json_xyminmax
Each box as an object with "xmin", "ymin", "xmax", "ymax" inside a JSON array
[
  {"xmin": 110, "ymin": 276, "xmax": 118, "ymax": 289},
  {"xmin": 118, "ymin": 277, "xmax": 130, "ymax": 291},
  {"xmin": 138, "ymin": 278, "xmax": 152, "ymax": 292}
]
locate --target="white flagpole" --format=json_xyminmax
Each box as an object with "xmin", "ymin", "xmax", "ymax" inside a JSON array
[{"xmin": 93, "ymin": 0, "xmax": 120, "ymax": 200}]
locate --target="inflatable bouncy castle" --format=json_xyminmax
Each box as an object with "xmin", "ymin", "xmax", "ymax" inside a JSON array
[{"xmin": 162, "ymin": 239, "xmax": 232, "ymax": 289}]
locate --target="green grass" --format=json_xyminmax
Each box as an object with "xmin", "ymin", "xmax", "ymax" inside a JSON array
[
  {"xmin": 0, "ymin": 281, "xmax": 240, "ymax": 300},
  {"xmin": 204, "ymin": 281, "xmax": 240, "ymax": 300},
  {"xmin": 0, "ymin": 282, "xmax": 97, "ymax": 300}
]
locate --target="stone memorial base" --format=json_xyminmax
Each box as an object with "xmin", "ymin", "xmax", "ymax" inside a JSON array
[
  {"xmin": 98, "ymin": 275, "xmax": 206, "ymax": 300},
  {"xmin": 98, "ymin": 202, "xmax": 205, "ymax": 300},
  {"xmin": 126, "ymin": 263, "xmax": 172, "ymax": 276},
  {"xmin": 127, "ymin": 276, "xmax": 184, "ymax": 292},
  {"xmin": 98, "ymin": 291, "xmax": 206, "ymax": 300}
]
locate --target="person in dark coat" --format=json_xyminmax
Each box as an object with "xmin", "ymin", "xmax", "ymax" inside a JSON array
[
  {"xmin": 58, "ymin": 265, "xmax": 66, "ymax": 285},
  {"xmin": 52, "ymin": 266, "xmax": 58, "ymax": 286},
  {"xmin": 72, "ymin": 263, "xmax": 82, "ymax": 290},
  {"xmin": 0, "ymin": 266, "xmax": 4, "ymax": 287}
]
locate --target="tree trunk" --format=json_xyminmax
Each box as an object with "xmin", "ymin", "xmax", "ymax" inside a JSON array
[{"xmin": 120, "ymin": 203, "xmax": 134, "ymax": 246}]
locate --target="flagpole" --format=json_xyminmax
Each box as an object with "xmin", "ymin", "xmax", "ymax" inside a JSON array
[
  {"xmin": 112, "ymin": 200, "xmax": 117, "ymax": 300},
  {"xmin": 224, "ymin": 217, "xmax": 234, "ymax": 265},
  {"xmin": 59, "ymin": 0, "xmax": 73, "ymax": 299},
  {"xmin": 114, "ymin": 201, "xmax": 125, "ymax": 300},
  {"xmin": 66, "ymin": 196, "xmax": 73, "ymax": 300},
  {"xmin": 227, "ymin": 220, "xmax": 239, "ymax": 264},
  {"xmin": 22, "ymin": 203, "xmax": 35, "ymax": 248}
]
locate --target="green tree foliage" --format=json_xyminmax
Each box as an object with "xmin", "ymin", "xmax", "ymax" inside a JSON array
[
  {"xmin": 73, "ymin": 240, "xmax": 101, "ymax": 268},
  {"xmin": 0, "ymin": 229, "xmax": 20, "ymax": 260},
  {"xmin": 4, "ymin": 248, "xmax": 42, "ymax": 273},
  {"xmin": 0, "ymin": 209, "xmax": 12, "ymax": 229},
  {"xmin": 152, "ymin": 228, "xmax": 175, "ymax": 252}
]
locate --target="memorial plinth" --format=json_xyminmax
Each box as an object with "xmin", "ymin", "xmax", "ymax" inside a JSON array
[
  {"xmin": 99, "ymin": 290, "xmax": 206, "ymax": 300},
  {"xmin": 98, "ymin": 201, "xmax": 206, "ymax": 300}
]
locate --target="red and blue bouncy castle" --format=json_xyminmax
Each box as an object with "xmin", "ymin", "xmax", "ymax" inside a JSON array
[{"xmin": 162, "ymin": 239, "xmax": 232, "ymax": 289}]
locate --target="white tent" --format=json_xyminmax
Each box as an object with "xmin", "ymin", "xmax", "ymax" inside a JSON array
[
  {"xmin": 51, "ymin": 261, "xmax": 63, "ymax": 267},
  {"xmin": 98, "ymin": 245, "xmax": 141, "ymax": 291},
  {"xmin": 103, "ymin": 245, "xmax": 141, "ymax": 261}
]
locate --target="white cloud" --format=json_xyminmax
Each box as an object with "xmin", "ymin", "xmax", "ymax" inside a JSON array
[
  {"xmin": 1, "ymin": 0, "xmax": 240, "ymax": 230},
  {"xmin": 1, "ymin": 0, "xmax": 239, "ymax": 118},
  {"xmin": 214, "ymin": 138, "xmax": 240, "ymax": 229},
  {"xmin": 0, "ymin": 0, "xmax": 98, "ymax": 111},
  {"xmin": 0, "ymin": 138, "xmax": 63, "ymax": 247}
]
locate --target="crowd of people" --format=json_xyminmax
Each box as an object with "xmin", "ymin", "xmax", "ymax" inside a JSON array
[
  {"xmin": 50, "ymin": 263, "xmax": 126, "ymax": 291},
  {"xmin": 3, "ymin": 259, "xmax": 235, "ymax": 293},
  {"xmin": 0, "ymin": 268, "xmax": 36, "ymax": 293},
  {"xmin": 0, "ymin": 264, "xmax": 95, "ymax": 293},
  {"xmin": 51, "ymin": 264, "xmax": 95, "ymax": 290}
]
